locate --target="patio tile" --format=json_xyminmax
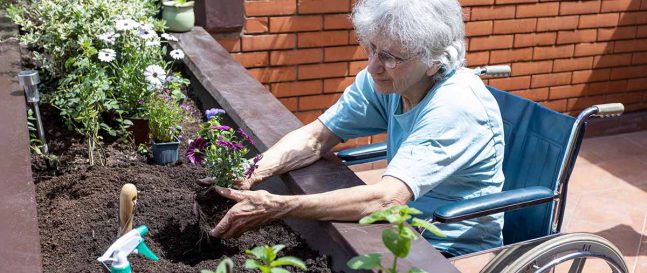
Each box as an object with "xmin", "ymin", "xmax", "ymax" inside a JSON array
[{"xmin": 578, "ymin": 132, "xmax": 647, "ymax": 164}]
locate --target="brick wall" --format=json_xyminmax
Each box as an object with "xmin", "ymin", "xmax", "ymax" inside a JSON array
[{"xmin": 214, "ymin": 0, "xmax": 647, "ymax": 150}]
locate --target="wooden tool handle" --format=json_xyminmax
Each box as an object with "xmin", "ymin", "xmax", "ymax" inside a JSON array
[{"xmin": 118, "ymin": 183, "xmax": 138, "ymax": 237}]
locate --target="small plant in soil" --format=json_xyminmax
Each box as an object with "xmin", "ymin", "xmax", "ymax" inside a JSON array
[
  {"xmin": 347, "ymin": 205, "xmax": 445, "ymax": 273},
  {"xmin": 201, "ymin": 257, "xmax": 234, "ymax": 273},
  {"xmin": 244, "ymin": 244, "xmax": 307, "ymax": 273},
  {"xmin": 187, "ymin": 108, "xmax": 261, "ymax": 237}
]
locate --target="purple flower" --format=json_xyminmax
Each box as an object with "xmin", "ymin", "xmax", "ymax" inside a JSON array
[
  {"xmin": 237, "ymin": 128, "xmax": 255, "ymax": 145},
  {"xmin": 210, "ymin": 125, "xmax": 231, "ymax": 131},
  {"xmin": 137, "ymin": 99, "xmax": 145, "ymax": 105},
  {"xmin": 215, "ymin": 138, "xmax": 234, "ymax": 149},
  {"xmin": 231, "ymin": 142, "xmax": 244, "ymax": 150},
  {"xmin": 244, "ymin": 154, "xmax": 263, "ymax": 179},
  {"xmin": 205, "ymin": 108, "xmax": 225, "ymax": 119},
  {"xmin": 185, "ymin": 137, "xmax": 208, "ymax": 164}
]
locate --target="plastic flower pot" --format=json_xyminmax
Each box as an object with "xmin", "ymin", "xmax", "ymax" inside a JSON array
[
  {"xmin": 151, "ymin": 137, "xmax": 181, "ymax": 165},
  {"xmin": 162, "ymin": 1, "xmax": 195, "ymax": 33}
]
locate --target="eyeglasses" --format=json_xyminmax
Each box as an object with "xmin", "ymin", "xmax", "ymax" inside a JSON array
[{"xmin": 362, "ymin": 43, "xmax": 417, "ymax": 69}]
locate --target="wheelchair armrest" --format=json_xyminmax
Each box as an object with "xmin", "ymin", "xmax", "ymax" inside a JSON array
[
  {"xmin": 433, "ymin": 186, "xmax": 557, "ymax": 223},
  {"xmin": 337, "ymin": 142, "xmax": 387, "ymax": 165}
]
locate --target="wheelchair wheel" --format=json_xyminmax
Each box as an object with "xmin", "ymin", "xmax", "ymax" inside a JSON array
[{"xmin": 481, "ymin": 233, "xmax": 628, "ymax": 273}]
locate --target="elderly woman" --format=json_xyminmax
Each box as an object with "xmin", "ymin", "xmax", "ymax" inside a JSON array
[{"xmin": 204, "ymin": 0, "xmax": 505, "ymax": 257}]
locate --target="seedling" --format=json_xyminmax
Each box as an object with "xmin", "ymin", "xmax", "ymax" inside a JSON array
[
  {"xmin": 201, "ymin": 257, "xmax": 234, "ymax": 273},
  {"xmin": 245, "ymin": 244, "xmax": 307, "ymax": 273},
  {"xmin": 347, "ymin": 205, "xmax": 445, "ymax": 273}
]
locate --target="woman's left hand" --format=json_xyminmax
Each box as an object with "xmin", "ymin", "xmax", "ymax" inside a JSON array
[{"xmin": 210, "ymin": 186, "xmax": 288, "ymax": 239}]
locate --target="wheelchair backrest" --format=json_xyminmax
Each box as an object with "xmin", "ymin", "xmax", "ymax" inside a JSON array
[{"xmin": 487, "ymin": 86, "xmax": 581, "ymax": 244}]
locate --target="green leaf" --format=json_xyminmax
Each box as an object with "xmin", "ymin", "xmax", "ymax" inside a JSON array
[
  {"xmin": 359, "ymin": 210, "xmax": 388, "ymax": 224},
  {"xmin": 411, "ymin": 218, "xmax": 446, "ymax": 238},
  {"xmin": 408, "ymin": 267, "xmax": 428, "ymax": 273},
  {"xmin": 270, "ymin": 267, "xmax": 290, "ymax": 273},
  {"xmin": 271, "ymin": 244, "xmax": 286, "ymax": 255},
  {"xmin": 382, "ymin": 228, "xmax": 411, "ymax": 258},
  {"xmin": 403, "ymin": 206, "xmax": 423, "ymax": 215},
  {"xmin": 244, "ymin": 259, "xmax": 263, "ymax": 270},
  {"xmin": 271, "ymin": 256, "xmax": 306, "ymax": 270},
  {"xmin": 400, "ymin": 226, "xmax": 419, "ymax": 240},
  {"xmin": 346, "ymin": 253, "xmax": 382, "ymax": 270},
  {"xmin": 265, "ymin": 245, "xmax": 276, "ymax": 263},
  {"xmin": 200, "ymin": 270, "xmax": 215, "ymax": 273},
  {"xmin": 247, "ymin": 245, "xmax": 268, "ymax": 261},
  {"xmin": 216, "ymin": 257, "xmax": 234, "ymax": 273}
]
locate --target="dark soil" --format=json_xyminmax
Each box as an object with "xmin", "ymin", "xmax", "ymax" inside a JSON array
[{"xmin": 32, "ymin": 104, "xmax": 334, "ymax": 273}]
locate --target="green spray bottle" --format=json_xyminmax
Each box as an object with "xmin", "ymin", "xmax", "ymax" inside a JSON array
[{"xmin": 97, "ymin": 225, "xmax": 159, "ymax": 273}]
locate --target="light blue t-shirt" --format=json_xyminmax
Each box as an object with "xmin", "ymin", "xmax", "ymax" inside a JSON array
[{"xmin": 318, "ymin": 68, "xmax": 505, "ymax": 256}]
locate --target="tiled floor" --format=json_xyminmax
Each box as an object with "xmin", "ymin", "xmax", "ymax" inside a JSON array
[{"xmin": 353, "ymin": 130, "xmax": 647, "ymax": 273}]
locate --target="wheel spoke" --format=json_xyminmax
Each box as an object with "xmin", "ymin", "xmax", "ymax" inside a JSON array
[{"xmin": 567, "ymin": 257, "xmax": 586, "ymax": 273}]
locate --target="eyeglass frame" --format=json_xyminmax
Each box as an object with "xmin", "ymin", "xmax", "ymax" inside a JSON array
[{"xmin": 362, "ymin": 42, "xmax": 420, "ymax": 69}]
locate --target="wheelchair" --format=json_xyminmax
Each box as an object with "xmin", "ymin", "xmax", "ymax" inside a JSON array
[{"xmin": 337, "ymin": 66, "xmax": 629, "ymax": 273}]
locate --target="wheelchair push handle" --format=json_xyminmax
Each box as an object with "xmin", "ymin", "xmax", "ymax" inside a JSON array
[
  {"xmin": 472, "ymin": 65, "xmax": 511, "ymax": 77},
  {"xmin": 593, "ymin": 103, "xmax": 624, "ymax": 118}
]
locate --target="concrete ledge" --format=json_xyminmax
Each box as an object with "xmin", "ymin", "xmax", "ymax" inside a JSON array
[
  {"xmin": 174, "ymin": 27, "xmax": 460, "ymax": 273},
  {"xmin": 0, "ymin": 10, "xmax": 43, "ymax": 273}
]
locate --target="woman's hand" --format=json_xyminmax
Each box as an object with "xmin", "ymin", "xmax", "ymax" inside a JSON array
[{"xmin": 210, "ymin": 186, "xmax": 289, "ymax": 239}]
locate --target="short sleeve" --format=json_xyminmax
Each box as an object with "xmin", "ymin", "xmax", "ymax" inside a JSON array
[
  {"xmin": 383, "ymin": 104, "xmax": 485, "ymax": 200},
  {"xmin": 318, "ymin": 69, "xmax": 389, "ymax": 141}
]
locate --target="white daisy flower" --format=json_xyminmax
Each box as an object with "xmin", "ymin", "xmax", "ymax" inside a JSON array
[
  {"xmin": 139, "ymin": 23, "xmax": 154, "ymax": 31},
  {"xmin": 146, "ymin": 40, "xmax": 161, "ymax": 47},
  {"xmin": 169, "ymin": 49, "xmax": 185, "ymax": 60},
  {"xmin": 115, "ymin": 19, "xmax": 138, "ymax": 31},
  {"xmin": 98, "ymin": 32, "xmax": 120, "ymax": 45},
  {"xmin": 161, "ymin": 33, "xmax": 178, "ymax": 42},
  {"xmin": 144, "ymin": 65, "xmax": 166, "ymax": 87},
  {"xmin": 137, "ymin": 28, "xmax": 157, "ymax": 39},
  {"xmin": 98, "ymin": 48, "xmax": 116, "ymax": 62}
]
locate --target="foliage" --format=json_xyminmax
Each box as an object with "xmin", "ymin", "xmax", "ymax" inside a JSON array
[
  {"xmin": 245, "ymin": 245, "xmax": 307, "ymax": 273},
  {"xmin": 347, "ymin": 205, "xmax": 445, "ymax": 273},
  {"xmin": 147, "ymin": 92, "xmax": 186, "ymax": 143},
  {"xmin": 185, "ymin": 109, "xmax": 259, "ymax": 188},
  {"xmin": 201, "ymin": 257, "xmax": 234, "ymax": 273}
]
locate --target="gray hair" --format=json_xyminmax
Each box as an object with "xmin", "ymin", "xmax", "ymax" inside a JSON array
[{"xmin": 352, "ymin": 0, "xmax": 466, "ymax": 79}]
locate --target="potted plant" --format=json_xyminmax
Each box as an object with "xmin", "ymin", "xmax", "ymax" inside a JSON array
[
  {"xmin": 148, "ymin": 88, "xmax": 186, "ymax": 165},
  {"xmin": 162, "ymin": 0, "xmax": 195, "ymax": 32}
]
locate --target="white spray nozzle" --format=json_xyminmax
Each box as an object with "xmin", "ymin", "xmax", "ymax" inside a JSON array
[{"xmin": 98, "ymin": 225, "xmax": 158, "ymax": 273}]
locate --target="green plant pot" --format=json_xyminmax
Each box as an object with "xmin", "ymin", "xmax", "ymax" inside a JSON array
[
  {"xmin": 151, "ymin": 138, "xmax": 180, "ymax": 165},
  {"xmin": 162, "ymin": 1, "xmax": 195, "ymax": 33}
]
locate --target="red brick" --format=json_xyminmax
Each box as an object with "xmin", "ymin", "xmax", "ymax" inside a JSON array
[
  {"xmin": 574, "ymin": 42, "xmax": 613, "ymax": 57},
  {"xmin": 349, "ymin": 61, "xmax": 368, "ymax": 76},
  {"xmin": 469, "ymin": 35, "xmax": 514, "ymax": 51},
  {"xmin": 511, "ymin": 60, "xmax": 554, "ymax": 75},
  {"xmin": 295, "ymin": 110, "xmax": 322, "ymax": 124},
  {"xmin": 493, "ymin": 19, "xmax": 537, "ymax": 34},
  {"xmin": 607, "ymin": 91, "xmax": 644, "ymax": 106},
  {"xmin": 279, "ymin": 97, "xmax": 298, "ymax": 111},
  {"xmin": 610, "ymin": 65, "xmax": 647, "ymax": 80},
  {"xmin": 614, "ymin": 38, "xmax": 647, "ymax": 53},
  {"xmin": 559, "ymin": 1, "xmax": 601, "ymax": 15},
  {"xmin": 549, "ymin": 84, "xmax": 586, "ymax": 99},
  {"xmin": 216, "ymin": 38, "xmax": 241, "ymax": 52},
  {"xmin": 556, "ymin": 29, "xmax": 597, "ymax": 44},
  {"xmin": 571, "ymin": 68, "xmax": 611, "ymax": 83},
  {"xmin": 298, "ymin": 62, "xmax": 349, "ymax": 80},
  {"xmin": 349, "ymin": 31, "xmax": 359, "ymax": 45},
  {"xmin": 245, "ymin": 18, "xmax": 269, "ymax": 34},
  {"xmin": 553, "ymin": 57, "xmax": 593, "ymax": 72},
  {"xmin": 496, "ymin": 0, "xmax": 537, "ymax": 4},
  {"xmin": 271, "ymin": 80, "xmax": 322, "ymax": 97},
  {"xmin": 514, "ymin": 32, "xmax": 557, "ymax": 47},
  {"xmin": 298, "ymin": 0, "xmax": 350, "ymax": 14},
  {"xmin": 578, "ymin": 13, "xmax": 620, "ymax": 29},
  {"xmin": 541, "ymin": 99, "xmax": 568, "ymax": 112},
  {"xmin": 512, "ymin": 87, "xmax": 549, "ymax": 101},
  {"xmin": 269, "ymin": 16, "xmax": 322, "ymax": 32},
  {"xmin": 466, "ymin": 51, "xmax": 490, "ymax": 66},
  {"xmin": 471, "ymin": 6, "xmax": 516, "ymax": 20},
  {"xmin": 593, "ymin": 53, "xmax": 633, "ymax": 68},
  {"xmin": 533, "ymin": 45, "xmax": 574, "ymax": 60},
  {"xmin": 632, "ymin": 52, "xmax": 647, "ymax": 65},
  {"xmin": 587, "ymin": 80, "xmax": 628, "ymax": 95},
  {"xmin": 324, "ymin": 46, "xmax": 367, "ymax": 62},
  {"xmin": 516, "ymin": 3, "xmax": 559, "ymax": 18},
  {"xmin": 617, "ymin": 11, "xmax": 647, "ymax": 26},
  {"xmin": 324, "ymin": 14, "xmax": 353, "ymax": 30},
  {"xmin": 463, "ymin": 7, "xmax": 472, "ymax": 21},
  {"xmin": 489, "ymin": 48, "xmax": 533, "ymax": 63},
  {"xmin": 466, "ymin": 21, "xmax": 493, "ymax": 37},
  {"xmin": 232, "ymin": 51, "xmax": 269, "ymax": 67},
  {"xmin": 531, "ymin": 72, "xmax": 572, "ymax": 88},
  {"xmin": 489, "ymin": 76, "xmax": 532, "ymax": 90},
  {"xmin": 242, "ymin": 34, "xmax": 296, "ymax": 51},
  {"xmin": 642, "ymin": 0, "xmax": 647, "ymax": 10},
  {"xmin": 637, "ymin": 26, "xmax": 647, "ymax": 38},
  {"xmin": 536, "ymin": 16, "xmax": 579, "ymax": 32},
  {"xmin": 601, "ymin": 0, "xmax": 641, "ymax": 12},
  {"xmin": 245, "ymin": 0, "xmax": 296, "ymax": 16},
  {"xmin": 566, "ymin": 95, "xmax": 607, "ymax": 111},
  {"xmin": 324, "ymin": 77, "xmax": 355, "ymax": 93},
  {"xmin": 298, "ymin": 94, "xmax": 342, "ymax": 110},
  {"xmin": 270, "ymin": 48, "xmax": 322, "ymax": 65},
  {"xmin": 627, "ymin": 78, "xmax": 647, "ymax": 91},
  {"xmin": 597, "ymin": 26, "xmax": 637, "ymax": 41},
  {"xmin": 298, "ymin": 31, "xmax": 348, "ymax": 48},
  {"xmin": 459, "ymin": 0, "xmax": 495, "ymax": 6},
  {"xmin": 248, "ymin": 66, "xmax": 297, "ymax": 83}
]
